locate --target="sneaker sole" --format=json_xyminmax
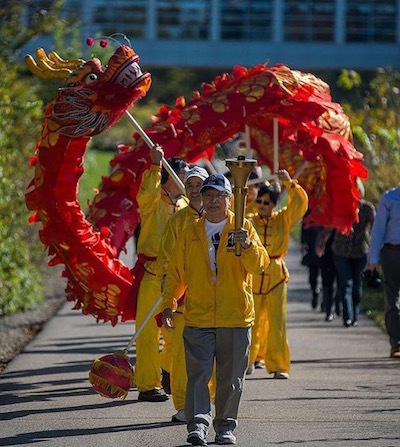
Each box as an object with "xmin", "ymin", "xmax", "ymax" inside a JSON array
[
  {"xmin": 171, "ymin": 416, "xmax": 186, "ymax": 423},
  {"xmin": 138, "ymin": 394, "xmax": 169, "ymax": 402},
  {"xmin": 187, "ymin": 435, "xmax": 207, "ymax": 446},
  {"xmin": 215, "ymin": 437, "xmax": 236, "ymax": 445},
  {"xmin": 274, "ymin": 374, "xmax": 289, "ymax": 379}
]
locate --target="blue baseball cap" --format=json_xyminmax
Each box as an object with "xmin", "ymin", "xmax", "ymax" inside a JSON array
[{"xmin": 200, "ymin": 174, "xmax": 232, "ymax": 194}]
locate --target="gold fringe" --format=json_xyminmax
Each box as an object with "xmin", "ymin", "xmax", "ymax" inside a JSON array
[
  {"xmin": 89, "ymin": 353, "xmax": 136, "ymax": 399},
  {"xmin": 89, "ymin": 372, "xmax": 129, "ymax": 400},
  {"xmin": 91, "ymin": 355, "xmax": 135, "ymax": 387}
]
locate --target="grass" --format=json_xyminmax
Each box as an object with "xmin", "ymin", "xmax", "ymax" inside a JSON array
[
  {"xmin": 78, "ymin": 149, "xmax": 115, "ymax": 211},
  {"xmin": 361, "ymin": 285, "xmax": 385, "ymax": 331}
]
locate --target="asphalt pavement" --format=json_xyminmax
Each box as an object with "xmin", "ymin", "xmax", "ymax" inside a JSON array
[{"xmin": 1, "ymin": 239, "xmax": 399, "ymax": 447}]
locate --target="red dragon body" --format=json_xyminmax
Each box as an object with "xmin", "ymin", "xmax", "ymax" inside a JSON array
[
  {"xmin": 27, "ymin": 52, "xmax": 367, "ymax": 325},
  {"xmin": 89, "ymin": 64, "xmax": 368, "ymax": 256},
  {"xmin": 25, "ymin": 46, "xmax": 151, "ymax": 325}
]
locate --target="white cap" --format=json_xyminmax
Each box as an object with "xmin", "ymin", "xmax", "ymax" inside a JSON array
[{"xmin": 184, "ymin": 166, "xmax": 209, "ymax": 183}]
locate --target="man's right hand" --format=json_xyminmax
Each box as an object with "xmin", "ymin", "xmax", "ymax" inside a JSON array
[
  {"xmin": 150, "ymin": 144, "xmax": 163, "ymax": 166},
  {"xmin": 369, "ymin": 263, "xmax": 378, "ymax": 271},
  {"xmin": 161, "ymin": 308, "xmax": 174, "ymax": 329}
]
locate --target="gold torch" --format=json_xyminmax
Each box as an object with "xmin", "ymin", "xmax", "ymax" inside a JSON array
[{"xmin": 226, "ymin": 155, "xmax": 257, "ymax": 256}]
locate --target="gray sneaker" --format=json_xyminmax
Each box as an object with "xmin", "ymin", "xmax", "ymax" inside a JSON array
[
  {"xmin": 246, "ymin": 363, "xmax": 255, "ymax": 375},
  {"xmin": 187, "ymin": 430, "xmax": 207, "ymax": 446},
  {"xmin": 171, "ymin": 409, "xmax": 186, "ymax": 423},
  {"xmin": 273, "ymin": 371, "xmax": 289, "ymax": 379},
  {"xmin": 215, "ymin": 431, "xmax": 236, "ymax": 445}
]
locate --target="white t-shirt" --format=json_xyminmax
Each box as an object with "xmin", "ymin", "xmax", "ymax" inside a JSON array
[{"xmin": 205, "ymin": 218, "xmax": 227, "ymax": 283}]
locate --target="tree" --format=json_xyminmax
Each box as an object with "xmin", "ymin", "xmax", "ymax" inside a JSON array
[
  {"xmin": 0, "ymin": 50, "xmax": 45, "ymax": 314},
  {"xmin": 0, "ymin": 0, "xmax": 81, "ymax": 314},
  {"xmin": 338, "ymin": 68, "xmax": 400, "ymax": 204}
]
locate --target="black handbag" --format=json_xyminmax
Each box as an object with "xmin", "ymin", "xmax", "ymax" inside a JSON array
[{"xmin": 361, "ymin": 269, "xmax": 382, "ymax": 289}]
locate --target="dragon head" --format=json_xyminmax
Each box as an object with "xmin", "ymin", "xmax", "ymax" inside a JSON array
[{"xmin": 26, "ymin": 46, "xmax": 152, "ymax": 137}]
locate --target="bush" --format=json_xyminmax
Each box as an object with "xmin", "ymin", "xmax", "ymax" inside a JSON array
[
  {"xmin": 0, "ymin": 57, "xmax": 46, "ymax": 315},
  {"xmin": 362, "ymin": 285, "xmax": 385, "ymax": 332},
  {"xmin": 363, "ymin": 164, "xmax": 400, "ymax": 205},
  {"xmin": 338, "ymin": 68, "xmax": 400, "ymax": 205},
  {"xmin": 0, "ymin": 0, "xmax": 85, "ymax": 316}
]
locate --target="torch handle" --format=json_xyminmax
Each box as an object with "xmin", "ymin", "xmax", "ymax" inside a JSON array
[{"xmin": 233, "ymin": 186, "xmax": 247, "ymax": 256}]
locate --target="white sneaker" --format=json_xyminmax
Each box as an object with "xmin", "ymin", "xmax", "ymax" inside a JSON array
[
  {"xmin": 171, "ymin": 409, "xmax": 186, "ymax": 423},
  {"xmin": 274, "ymin": 371, "xmax": 289, "ymax": 379},
  {"xmin": 215, "ymin": 430, "xmax": 236, "ymax": 444},
  {"xmin": 246, "ymin": 363, "xmax": 255, "ymax": 375},
  {"xmin": 254, "ymin": 361, "xmax": 265, "ymax": 369},
  {"xmin": 187, "ymin": 430, "xmax": 207, "ymax": 446}
]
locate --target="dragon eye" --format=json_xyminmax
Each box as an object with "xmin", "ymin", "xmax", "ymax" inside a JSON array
[{"xmin": 85, "ymin": 73, "xmax": 98, "ymax": 84}]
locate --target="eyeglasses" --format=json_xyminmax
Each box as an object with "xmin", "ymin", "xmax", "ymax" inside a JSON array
[
  {"xmin": 202, "ymin": 192, "xmax": 229, "ymax": 201},
  {"xmin": 256, "ymin": 199, "xmax": 271, "ymax": 206}
]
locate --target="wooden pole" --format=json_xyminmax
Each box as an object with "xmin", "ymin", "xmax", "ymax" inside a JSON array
[
  {"xmin": 273, "ymin": 118, "xmax": 279, "ymax": 173},
  {"xmin": 125, "ymin": 110, "xmax": 185, "ymax": 195}
]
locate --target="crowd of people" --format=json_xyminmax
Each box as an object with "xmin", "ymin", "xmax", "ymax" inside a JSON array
[
  {"xmin": 127, "ymin": 146, "xmax": 400, "ymax": 446},
  {"xmin": 300, "ymin": 181, "xmax": 400, "ymax": 360},
  {"xmin": 301, "ymin": 179, "xmax": 376, "ymax": 327}
]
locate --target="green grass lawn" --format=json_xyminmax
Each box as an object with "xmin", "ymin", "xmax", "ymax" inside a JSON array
[
  {"xmin": 362, "ymin": 285, "xmax": 385, "ymax": 331},
  {"xmin": 78, "ymin": 149, "xmax": 115, "ymax": 211}
]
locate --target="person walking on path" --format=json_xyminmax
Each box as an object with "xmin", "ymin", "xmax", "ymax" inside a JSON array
[
  {"xmin": 247, "ymin": 170, "xmax": 308, "ymax": 378},
  {"xmin": 316, "ymin": 229, "xmax": 341, "ymax": 322},
  {"xmin": 132, "ymin": 145, "xmax": 189, "ymax": 402},
  {"xmin": 302, "ymin": 218, "xmax": 340, "ymax": 321},
  {"xmin": 156, "ymin": 166, "xmax": 209, "ymax": 423},
  {"xmin": 317, "ymin": 180, "xmax": 375, "ymax": 328},
  {"xmin": 368, "ymin": 183, "xmax": 400, "ymax": 358},
  {"xmin": 301, "ymin": 215, "xmax": 322, "ymax": 311},
  {"xmin": 161, "ymin": 173, "xmax": 270, "ymax": 446}
]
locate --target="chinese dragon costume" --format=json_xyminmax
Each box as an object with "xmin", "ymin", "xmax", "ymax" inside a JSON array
[{"xmin": 26, "ymin": 46, "xmax": 367, "ymax": 326}]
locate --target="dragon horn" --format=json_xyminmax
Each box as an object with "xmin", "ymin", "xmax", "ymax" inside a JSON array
[
  {"xmin": 25, "ymin": 48, "xmax": 83, "ymax": 80},
  {"xmin": 48, "ymin": 51, "xmax": 85, "ymax": 70}
]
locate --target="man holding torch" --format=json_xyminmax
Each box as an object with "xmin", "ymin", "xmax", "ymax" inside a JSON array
[{"xmin": 161, "ymin": 173, "xmax": 270, "ymax": 446}]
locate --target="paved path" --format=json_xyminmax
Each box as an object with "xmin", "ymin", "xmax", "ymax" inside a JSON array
[{"xmin": 1, "ymin": 240, "xmax": 399, "ymax": 447}]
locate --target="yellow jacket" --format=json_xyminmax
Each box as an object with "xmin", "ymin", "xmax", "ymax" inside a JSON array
[
  {"xmin": 157, "ymin": 205, "xmax": 204, "ymax": 280},
  {"xmin": 162, "ymin": 210, "xmax": 270, "ymax": 328},
  {"xmin": 230, "ymin": 197, "xmax": 258, "ymax": 219},
  {"xmin": 137, "ymin": 165, "xmax": 188, "ymax": 274},
  {"xmin": 250, "ymin": 180, "xmax": 308, "ymax": 295},
  {"xmin": 245, "ymin": 200, "xmax": 258, "ymax": 219}
]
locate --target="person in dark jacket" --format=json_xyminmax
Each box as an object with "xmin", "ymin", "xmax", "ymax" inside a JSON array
[
  {"xmin": 317, "ymin": 180, "xmax": 375, "ymax": 327},
  {"xmin": 301, "ymin": 213, "xmax": 322, "ymax": 310}
]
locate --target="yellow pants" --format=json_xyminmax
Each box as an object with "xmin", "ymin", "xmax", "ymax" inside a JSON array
[
  {"xmin": 159, "ymin": 326, "xmax": 173, "ymax": 373},
  {"xmin": 169, "ymin": 310, "xmax": 186, "ymax": 410},
  {"xmin": 134, "ymin": 272, "xmax": 163, "ymax": 392},
  {"xmin": 251, "ymin": 282, "xmax": 290, "ymax": 374},
  {"xmin": 249, "ymin": 294, "xmax": 268, "ymax": 365}
]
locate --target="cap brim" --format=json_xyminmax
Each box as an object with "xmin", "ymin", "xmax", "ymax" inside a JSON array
[
  {"xmin": 200, "ymin": 185, "xmax": 230, "ymax": 193},
  {"xmin": 185, "ymin": 174, "xmax": 208, "ymax": 182}
]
